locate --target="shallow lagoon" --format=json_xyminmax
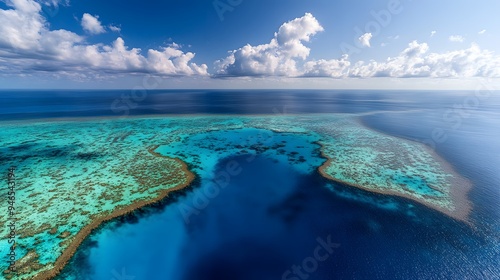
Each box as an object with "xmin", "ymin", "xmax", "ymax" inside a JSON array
[
  {"xmin": 1, "ymin": 90, "xmax": 499, "ymax": 279},
  {"xmin": 0, "ymin": 115, "xmax": 476, "ymax": 279},
  {"xmin": 58, "ymin": 118, "xmax": 491, "ymax": 280}
]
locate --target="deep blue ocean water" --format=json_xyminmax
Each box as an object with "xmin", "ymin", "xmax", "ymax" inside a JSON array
[{"xmin": 1, "ymin": 90, "xmax": 499, "ymax": 279}]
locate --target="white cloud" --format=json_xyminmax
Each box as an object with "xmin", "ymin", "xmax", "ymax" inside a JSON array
[
  {"xmin": 0, "ymin": 0, "xmax": 46, "ymax": 50},
  {"xmin": 358, "ymin": 33, "xmax": 373, "ymax": 47},
  {"xmin": 0, "ymin": 0, "xmax": 208, "ymax": 77},
  {"xmin": 430, "ymin": 31, "xmax": 436, "ymax": 37},
  {"xmin": 215, "ymin": 13, "xmax": 324, "ymax": 76},
  {"xmin": 1, "ymin": 6, "xmax": 498, "ymax": 82},
  {"xmin": 215, "ymin": 14, "xmax": 500, "ymax": 79},
  {"xmin": 302, "ymin": 54, "xmax": 350, "ymax": 78},
  {"xmin": 449, "ymin": 35, "xmax": 465, "ymax": 42},
  {"xmin": 145, "ymin": 42, "xmax": 208, "ymax": 75},
  {"xmin": 167, "ymin": 42, "xmax": 181, "ymax": 49},
  {"xmin": 109, "ymin": 25, "xmax": 121, "ymax": 33},
  {"xmin": 81, "ymin": 13, "xmax": 105, "ymax": 34},
  {"xmin": 478, "ymin": 29, "xmax": 486, "ymax": 35},
  {"xmin": 347, "ymin": 41, "xmax": 500, "ymax": 78}
]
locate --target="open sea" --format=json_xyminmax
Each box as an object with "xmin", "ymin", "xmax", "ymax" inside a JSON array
[{"xmin": 1, "ymin": 90, "xmax": 499, "ymax": 279}]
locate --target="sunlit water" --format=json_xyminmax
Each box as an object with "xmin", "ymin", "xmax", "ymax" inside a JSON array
[{"xmin": 1, "ymin": 90, "xmax": 498, "ymax": 279}]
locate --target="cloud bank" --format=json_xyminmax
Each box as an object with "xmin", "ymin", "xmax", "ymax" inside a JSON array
[
  {"xmin": 349, "ymin": 41, "xmax": 500, "ymax": 78},
  {"xmin": 215, "ymin": 14, "xmax": 500, "ymax": 79},
  {"xmin": 0, "ymin": 0, "xmax": 208, "ymax": 76},
  {"xmin": 0, "ymin": 5, "xmax": 498, "ymax": 81}
]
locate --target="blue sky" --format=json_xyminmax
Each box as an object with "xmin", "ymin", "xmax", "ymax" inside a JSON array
[{"xmin": 0, "ymin": 0, "xmax": 499, "ymax": 89}]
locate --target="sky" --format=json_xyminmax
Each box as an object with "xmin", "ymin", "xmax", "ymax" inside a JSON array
[{"xmin": 0, "ymin": 0, "xmax": 499, "ymax": 89}]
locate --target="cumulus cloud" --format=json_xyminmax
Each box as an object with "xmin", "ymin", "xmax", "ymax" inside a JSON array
[
  {"xmin": 0, "ymin": 0, "xmax": 44, "ymax": 50},
  {"xmin": 430, "ymin": 30, "xmax": 436, "ymax": 37},
  {"xmin": 449, "ymin": 35, "xmax": 465, "ymax": 42},
  {"xmin": 478, "ymin": 29, "xmax": 486, "ymax": 35},
  {"xmin": 358, "ymin": 33, "xmax": 372, "ymax": 47},
  {"xmin": 215, "ymin": 13, "xmax": 324, "ymax": 76},
  {"xmin": 302, "ymin": 54, "xmax": 350, "ymax": 78},
  {"xmin": 81, "ymin": 13, "xmax": 105, "ymax": 34},
  {"xmin": 0, "ymin": 0, "xmax": 208, "ymax": 76},
  {"xmin": 215, "ymin": 13, "xmax": 500, "ymax": 79},
  {"xmin": 347, "ymin": 40, "xmax": 500, "ymax": 78},
  {"xmin": 1, "ymin": 6, "xmax": 498, "ymax": 81}
]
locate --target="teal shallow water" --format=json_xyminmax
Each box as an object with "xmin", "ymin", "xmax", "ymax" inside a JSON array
[
  {"xmin": 0, "ymin": 115, "xmax": 471, "ymax": 279},
  {"xmin": 156, "ymin": 127, "xmax": 325, "ymax": 175},
  {"xmin": 59, "ymin": 120, "xmax": 494, "ymax": 280}
]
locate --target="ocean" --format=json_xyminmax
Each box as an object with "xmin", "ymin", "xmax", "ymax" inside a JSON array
[{"xmin": 0, "ymin": 90, "xmax": 499, "ymax": 279}]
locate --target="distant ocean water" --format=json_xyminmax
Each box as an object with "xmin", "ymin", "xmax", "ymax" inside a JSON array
[
  {"xmin": 1, "ymin": 90, "xmax": 499, "ymax": 279},
  {"xmin": 4, "ymin": 89, "xmax": 492, "ymax": 119}
]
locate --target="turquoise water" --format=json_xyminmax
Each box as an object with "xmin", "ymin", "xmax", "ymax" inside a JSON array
[
  {"xmin": 0, "ymin": 115, "xmax": 467, "ymax": 278},
  {"xmin": 0, "ymin": 90, "xmax": 499, "ymax": 279},
  {"xmin": 156, "ymin": 127, "xmax": 325, "ymax": 175},
  {"xmin": 59, "ymin": 129, "xmax": 327, "ymax": 279},
  {"xmin": 58, "ymin": 124, "xmax": 495, "ymax": 280},
  {"xmin": 0, "ymin": 118, "xmax": 194, "ymax": 278}
]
